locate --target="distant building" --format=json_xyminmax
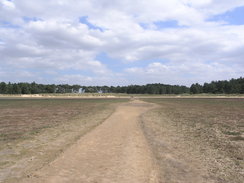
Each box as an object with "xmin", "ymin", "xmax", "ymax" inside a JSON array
[
  {"xmin": 98, "ymin": 89, "xmax": 103, "ymax": 94},
  {"xmin": 79, "ymin": 88, "xmax": 85, "ymax": 93}
]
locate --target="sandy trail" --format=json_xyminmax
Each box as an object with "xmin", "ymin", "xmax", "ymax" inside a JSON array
[{"xmin": 21, "ymin": 100, "xmax": 158, "ymax": 183}]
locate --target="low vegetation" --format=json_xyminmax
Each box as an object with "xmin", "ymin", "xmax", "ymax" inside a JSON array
[
  {"xmin": 0, "ymin": 98, "xmax": 128, "ymax": 182},
  {"xmin": 0, "ymin": 77, "xmax": 243, "ymax": 95},
  {"xmin": 141, "ymin": 98, "xmax": 244, "ymax": 183}
]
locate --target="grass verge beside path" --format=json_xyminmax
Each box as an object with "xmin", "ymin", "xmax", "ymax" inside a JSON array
[{"xmin": 141, "ymin": 98, "xmax": 244, "ymax": 183}]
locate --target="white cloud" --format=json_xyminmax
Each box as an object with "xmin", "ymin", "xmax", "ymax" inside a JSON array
[
  {"xmin": 1, "ymin": 0, "xmax": 15, "ymax": 9},
  {"xmin": 0, "ymin": 0, "xmax": 243, "ymax": 85},
  {"xmin": 25, "ymin": 20, "xmax": 104, "ymax": 49},
  {"xmin": 55, "ymin": 74, "xmax": 93, "ymax": 85},
  {"xmin": 125, "ymin": 61, "xmax": 244, "ymax": 86}
]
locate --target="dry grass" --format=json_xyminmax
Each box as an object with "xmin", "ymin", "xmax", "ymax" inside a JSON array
[
  {"xmin": 0, "ymin": 98, "xmax": 126, "ymax": 142},
  {"xmin": 0, "ymin": 98, "xmax": 128, "ymax": 182},
  {"xmin": 141, "ymin": 98, "xmax": 244, "ymax": 183}
]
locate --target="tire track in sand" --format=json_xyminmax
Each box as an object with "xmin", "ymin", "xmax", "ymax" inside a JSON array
[{"xmin": 22, "ymin": 100, "xmax": 158, "ymax": 183}]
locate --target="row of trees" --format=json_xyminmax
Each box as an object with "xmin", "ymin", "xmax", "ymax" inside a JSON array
[
  {"xmin": 0, "ymin": 82, "xmax": 82, "ymax": 94},
  {"xmin": 0, "ymin": 82, "xmax": 189, "ymax": 94},
  {"xmin": 81, "ymin": 84, "xmax": 190, "ymax": 94},
  {"xmin": 0, "ymin": 82, "xmax": 189, "ymax": 95},
  {"xmin": 0, "ymin": 77, "xmax": 243, "ymax": 94},
  {"xmin": 190, "ymin": 77, "xmax": 244, "ymax": 94}
]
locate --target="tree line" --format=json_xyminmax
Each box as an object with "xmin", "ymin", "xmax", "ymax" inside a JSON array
[
  {"xmin": 0, "ymin": 77, "xmax": 243, "ymax": 94},
  {"xmin": 190, "ymin": 77, "xmax": 244, "ymax": 94},
  {"xmin": 0, "ymin": 82, "xmax": 189, "ymax": 94}
]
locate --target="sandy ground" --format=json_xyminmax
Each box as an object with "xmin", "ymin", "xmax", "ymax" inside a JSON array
[{"xmin": 20, "ymin": 100, "xmax": 159, "ymax": 183}]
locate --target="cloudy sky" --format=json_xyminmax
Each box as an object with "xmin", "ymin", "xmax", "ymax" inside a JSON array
[{"xmin": 0, "ymin": 0, "xmax": 244, "ymax": 86}]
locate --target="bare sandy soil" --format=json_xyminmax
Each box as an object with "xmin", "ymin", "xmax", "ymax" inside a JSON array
[
  {"xmin": 142, "ymin": 98, "xmax": 244, "ymax": 183},
  {"xmin": 4, "ymin": 98, "xmax": 241, "ymax": 183},
  {"xmin": 0, "ymin": 99, "xmax": 127, "ymax": 183},
  {"xmin": 20, "ymin": 100, "xmax": 159, "ymax": 183}
]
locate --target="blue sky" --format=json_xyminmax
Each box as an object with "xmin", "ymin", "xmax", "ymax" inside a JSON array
[
  {"xmin": 209, "ymin": 6, "xmax": 244, "ymax": 25},
  {"xmin": 0, "ymin": 0, "xmax": 244, "ymax": 86},
  {"xmin": 79, "ymin": 16, "xmax": 104, "ymax": 32}
]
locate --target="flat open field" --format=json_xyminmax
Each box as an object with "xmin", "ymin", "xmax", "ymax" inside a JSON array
[
  {"xmin": 0, "ymin": 98, "xmax": 128, "ymax": 182},
  {"xmin": 141, "ymin": 98, "xmax": 244, "ymax": 183},
  {"xmin": 0, "ymin": 97, "xmax": 243, "ymax": 183}
]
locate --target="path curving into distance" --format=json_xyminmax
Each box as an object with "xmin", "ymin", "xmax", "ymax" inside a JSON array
[{"xmin": 21, "ymin": 100, "xmax": 159, "ymax": 183}]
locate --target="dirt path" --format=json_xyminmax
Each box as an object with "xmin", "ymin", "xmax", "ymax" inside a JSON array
[{"xmin": 21, "ymin": 100, "xmax": 158, "ymax": 183}]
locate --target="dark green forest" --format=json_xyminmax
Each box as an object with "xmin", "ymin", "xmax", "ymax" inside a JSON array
[
  {"xmin": 0, "ymin": 77, "xmax": 243, "ymax": 94},
  {"xmin": 190, "ymin": 77, "xmax": 244, "ymax": 94}
]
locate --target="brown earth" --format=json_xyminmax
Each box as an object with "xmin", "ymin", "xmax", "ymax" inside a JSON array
[
  {"xmin": 0, "ymin": 99, "xmax": 128, "ymax": 182},
  {"xmin": 20, "ymin": 100, "xmax": 159, "ymax": 183},
  {"xmin": 141, "ymin": 98, "xmax": 244, "ymax": 183},
  {"xmin": 4, "ymin": 98, "xmax": 241, "ymax": 183}
]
